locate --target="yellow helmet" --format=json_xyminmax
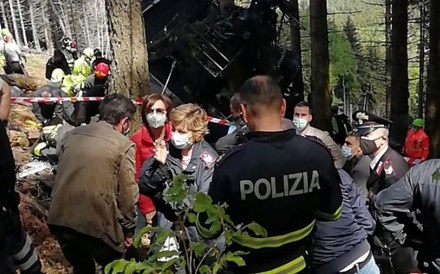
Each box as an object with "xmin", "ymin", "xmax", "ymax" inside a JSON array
[
  {"xmin": 83, "ymin": 47, "xmax": 94, "ymax": 59},
  {"xmin": 1, "ymin": 28, "xmax": 10, "ymax": 36},
  {"xmin": 51, "ymin": 68, "xmax": 65, "ymax": 83}
]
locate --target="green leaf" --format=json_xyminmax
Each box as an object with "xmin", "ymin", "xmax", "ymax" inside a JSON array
[
  {"xmin": 199, "ymin": 265, "xmax": 211, "ymax": 274},
  {"xmin": 187, "ymin": 212, "xmax": 197, "ymax": 223},
  {"xmin": 224, "ymin": 230, "xmax": 234, "ymax": 245},
  {"xmin": 160, "ymin": 257, "xmax": 180, "ymax": 269},
  {"xmin": 247, "ymin": 222, "xmax": 268, "ymax": 237},
  {"xmin": 212, "ymin": 262, "xmax": 221, "ymax": 274},
  {"xmin": 155, "ymin": 228, "xmax": 175, "ymax": 246},
  {"xmin": 193, "ymin": 192, "xmax": 213, "ymax": 213},
  {"xmin": 133, "ymin": 225, "xmax": 154, "ymax": 248},
  {"xmin": 104, "ymin": 259, "xmax": 129, "ymax": 274},
  {"xmin": 190, "ymin": 241, "xmax": 207, "ymax": 257},
  {"xmin": 224, "ymin": 251, "xmax": 246, "ymax": 267}
]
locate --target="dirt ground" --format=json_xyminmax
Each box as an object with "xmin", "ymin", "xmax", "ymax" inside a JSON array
[{"xmin": 7, "ymin": 53, "xmax": 72, "ymax": 273}]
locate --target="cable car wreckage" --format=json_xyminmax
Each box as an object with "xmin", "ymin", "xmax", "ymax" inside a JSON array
[
  {"xmin": 18, "ymin": 0, "xmax": 303, "ymax": 177},
  {"xmin": 144, "ymin": 0, "xmax": 303, "ymax": 141}
]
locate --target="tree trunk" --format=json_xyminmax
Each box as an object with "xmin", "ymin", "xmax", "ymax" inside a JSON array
[
  {"xmin": 426, "ymin": 0, "xmax": 440, "ymax": 157},
  {"xmin": 389, "ymin": 0, "xmax": 408, "ymax": 150},
  {"xmin": 42, "ymin": 2, "xmax": 54, "ymax": 55},
  {"xmin": 17, "ymin": 0, "xmax": 28, "ymax": 47},
  {"xmin": 8, "ymin": 0, "xmax": 21, "ymax": 46},
  {"xmin": 0, "ymin": 1, "xmax": 9, "ymax": 30},
  {"xmin": 47, "ymin": 0, "xmax": 67, "ymax": 37},
  {"xmin": 385, "ymin": 0, "xmax": 392, "ymax": 116},
  {"xmin": 80, "ymin": 0, "xmax": 90, "ymax": 46},
  {"xmin": 104, "ymin": 0, "xmax": 150, "ymax": 97},
  {"xmin": 287, "ymin": 0, "xmax": 304, "ymax": 118},
  {"xmin": 28, "ymin": 0, "xmax": 41, "ymax": 51},
  {"xmin": 309, "ymin": 0, "xmax": 330, "ymax": 131}
]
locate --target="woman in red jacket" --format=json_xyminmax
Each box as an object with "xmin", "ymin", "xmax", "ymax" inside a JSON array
[{"xmin": 131, "ymin": 93, "xmax": 172, "ymax": 227}]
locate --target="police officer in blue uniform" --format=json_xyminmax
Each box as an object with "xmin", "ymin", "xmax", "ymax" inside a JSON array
[
  {"xmin": 197, "ymin": 75, "xmax": 343, "ymax": 273},
  {"xmin": 353, "ymin": 111, "xmax": 419, "ymax": 274}
]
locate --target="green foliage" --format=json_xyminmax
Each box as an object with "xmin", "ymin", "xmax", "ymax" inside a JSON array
[{"xmin": 105, "ymin": 174, "xmax": 267, "ymax": 274}]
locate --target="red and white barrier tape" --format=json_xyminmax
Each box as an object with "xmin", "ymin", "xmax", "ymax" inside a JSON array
[{"xmin": 11, "ymin": 96, "xmax": 230, "ymax": 126}]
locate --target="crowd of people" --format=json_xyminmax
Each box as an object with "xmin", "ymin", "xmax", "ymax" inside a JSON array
[{"xmin": 0, "ymin": 30, "xmax": 437, "ymax": 274}]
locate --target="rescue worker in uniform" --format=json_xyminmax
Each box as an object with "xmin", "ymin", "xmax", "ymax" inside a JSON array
[
  {"xmin": 73, "ymin": 62, "xmax": 110, "ymax": 124},
  {"xmin": 0, "ymin": 78, "xmax": 43, "ymax": 274},
  {"xmin": 353, "ymin": 110, "xmax": 419, "ymax": 274},
  {"xmin": 197, "ymin": 75, "xmax": 343, "ymax": 273},
  {"xmin": 72, "ymin": 47, "xmax": 94, "ymax": 78},
  {"xmin": 373, "ymin": 159, "xmax": 440, "ymax": 274},
  {"xmin": 293, "ymin": 101, "xmax": 345, "ymax": 169},
  {"xmin": 403, "ymin": 118, "xmax": 429, "ymax": 166},
  {"xmin": 32, "ymin": 68, "xmax": 67, "ymax": 125},
  {"xmin": 59, "ymin": 37, "xmax": 77, "ymax": 71},
  {"xmin": 45, "ymin": 49, "xmax": 71, "ymax": 79},
  {"xmin": 215, "ymin": 92, "xmax": 248, "ymax": 154}
]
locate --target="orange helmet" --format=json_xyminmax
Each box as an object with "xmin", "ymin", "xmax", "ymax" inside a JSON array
[{"xmin": 94, "ymin": 62, "xmax": 110, "ymax": 79}]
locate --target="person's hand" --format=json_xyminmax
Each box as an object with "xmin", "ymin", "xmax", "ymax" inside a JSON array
[
  {"xmin": 124, "ymin": 237, "xmax": 133, "ymax": 248},
  {"xmin": 153, "ymin": 139, "xmax": 168, "ymax": 164}
]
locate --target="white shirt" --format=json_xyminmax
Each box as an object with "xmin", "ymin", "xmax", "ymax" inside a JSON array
[
  {"xmin": 4, "ymin": 42, "xmax": 23, "ymax": 63},
  {"xmin": 369, "ymin": 144, "xmax": 389, "ymax": 170}
]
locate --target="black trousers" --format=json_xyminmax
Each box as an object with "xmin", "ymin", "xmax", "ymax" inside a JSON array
[{"xmin": 49, "ymin": 225, "xmax": 123, "ymax": 274}]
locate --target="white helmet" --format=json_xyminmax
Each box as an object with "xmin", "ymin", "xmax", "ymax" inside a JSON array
[
  {"xmin": 83, "ymin": 47, "xmax": 94, "ymax": 59},
  {"xmin": 51, "ymin": 68, "xmax": 65, "ymax": 83}
]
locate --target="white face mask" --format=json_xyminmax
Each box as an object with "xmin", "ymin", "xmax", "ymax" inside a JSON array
[
  {"xmin": 171, "ymin": 131, "xmax": 193, "ymax": 150},
  {"xmin": 146, "ymin": 112, "xmax": 166, "ymax": 129},
  {"xmin": 293, "ymin": 117, "xmax": 308, "ymax": 131}
]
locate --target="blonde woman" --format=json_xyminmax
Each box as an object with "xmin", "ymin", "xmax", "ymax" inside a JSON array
[{"xmin": 138, "ymin": 103, "xmax": 218, "ymax": 231}]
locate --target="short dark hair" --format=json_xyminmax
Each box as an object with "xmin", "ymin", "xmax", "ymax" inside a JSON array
[
  {"xmin": 230, "ymin": 93, "xmax": 241, "ymax": 113},
  {"xmin": 99, "ymin": 94, "xmax": 136, "ymax": 125},
  {"xmin": 239, "ymin": 75, "xmax": 282, "ymax": 115},
  {"xmin": 295, "ymin": 101, "xmax": 313, "ymax": 115}
]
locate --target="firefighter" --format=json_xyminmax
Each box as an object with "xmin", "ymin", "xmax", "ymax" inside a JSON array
[
  {"xmin": 45, "ymin": 49, "xmax": 71, "ymax": 79},
  {"xmin": 197, "ymin": 75, "xmax": 343, "ymax": 273},
  {"xmin": 373, "ymin": 159, "xmax": 440, "ymax": 273},
  {"xmin": 32, "ymin": 68, "xmax": 67, "ymax": 125},
  {"xmin": 403, "ymin": 118, "xmax": 429, "ymax": 166},
  {"xmin": 59, "ymin": 37, "xmax": 77, "ymax": 71},
  {"xmin": 72, "ymin": 47, "xmax": 94, "ymax": 78},
  {"xmin": 1, "ymin": 79, "xmax": 43, "ymax": 274}
]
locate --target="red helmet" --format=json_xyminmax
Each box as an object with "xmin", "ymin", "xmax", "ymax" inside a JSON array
[
  {"xmin": 94, "ymin": 62, "xmax": 110, "ymax": 79},
  {"xmin": 69, "ymin": 40, "xmax": 77, "ymax": 49}
]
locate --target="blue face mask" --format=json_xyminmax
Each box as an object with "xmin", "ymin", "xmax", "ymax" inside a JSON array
[
  {"xmin": 293, "ymin": 118, "xmax": 308, "ymax": 131},
  {"xmin": 341, "ymin": 144, "xmax": 354, "ymax": 160}
]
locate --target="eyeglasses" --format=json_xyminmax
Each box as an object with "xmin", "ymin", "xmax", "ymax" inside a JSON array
[{"xmin": 148, "ymin": 108, "xmax": 166, "ymax": 114}]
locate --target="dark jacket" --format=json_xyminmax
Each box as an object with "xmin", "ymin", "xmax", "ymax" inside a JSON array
[
  {"xmin": 343, "ymin": 155, "xmax": 371, "ymax": 204},
  {"xmin": 32, "ymin": 84, "xmax": 66, "ymax": 123},
  {"xmin": 311, "ymin": 169, "xmax": 375, "ymax": 274},
  {"xmin": 214, "ymin": 118, "xmax": 248, "ymax": 154},
  {"xmin": 138, "ymin": 140, "xmax": 218, "ymax": 234},
  {"xmin": 367, "ymin": 147, "xmax": 409, "ymax": 196},
  {"xmin": 198, "ymin": 129, "xmax": 343, "ymax": 273},
  {"xmin": 373, "ymin": 159, "xmax": 440, "ymax": 274},
  {"xmin": 45, "ymin": 50, "xmax": 71, "ymax": 79}
]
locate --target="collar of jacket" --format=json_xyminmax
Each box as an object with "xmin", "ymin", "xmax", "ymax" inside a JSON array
[
  {"xmin": 245, "ymin": 128, "xmax": 296, "ymax": 143},
  {"xmin": 141, "ymin": 123, "xmax": 172, "ymax": 145}
]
